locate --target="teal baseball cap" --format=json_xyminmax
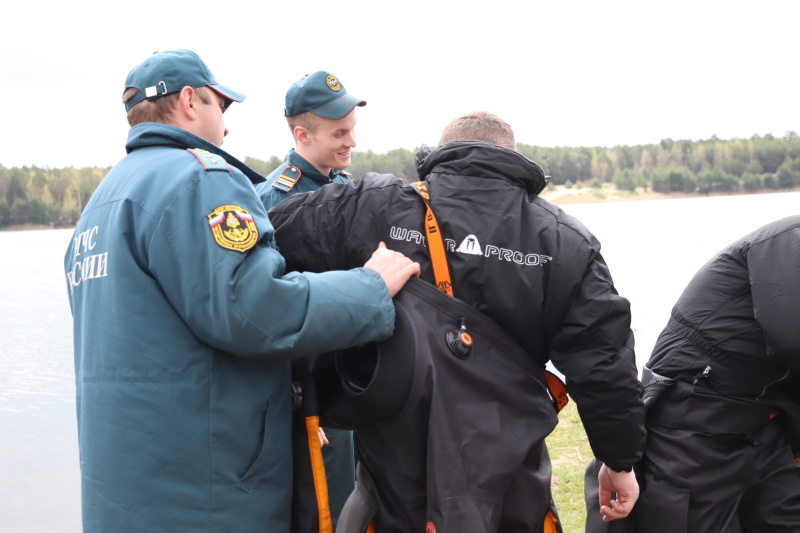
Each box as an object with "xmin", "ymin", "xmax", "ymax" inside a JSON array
[
  {"xmin": 124, "ymin": 50, "xmax": 245, "ymax": 112},
  {"xmin": 284, "ymin": 71, "xmax": 366, "ymax": 119}
]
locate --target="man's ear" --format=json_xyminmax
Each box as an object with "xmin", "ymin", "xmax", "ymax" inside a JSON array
[
  {"xmin": 176, "ymin": 86, "xmax": 198, "ymax": 121},
  {"xmin": 294, "ymin": 126, "xmax": 311, "ymax": 145}
]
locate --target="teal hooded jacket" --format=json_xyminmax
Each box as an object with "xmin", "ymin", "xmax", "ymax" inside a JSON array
[{"xmin": 64, "ymin": 122, "xmax": 394, "ymax": 532}]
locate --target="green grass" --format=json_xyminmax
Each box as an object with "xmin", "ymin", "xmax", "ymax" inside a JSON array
[{"xmin": 545, "ymin": 400, "xmax": 593, "ymax": 532}]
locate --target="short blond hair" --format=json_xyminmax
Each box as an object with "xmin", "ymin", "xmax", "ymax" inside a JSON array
[
  {"xmin": 286, "ymin": 110, "xmax": 325, "ymax": 135},
  {"xmin": 438, "ymin": 111, "xmax": 516, "ymax": 151}
]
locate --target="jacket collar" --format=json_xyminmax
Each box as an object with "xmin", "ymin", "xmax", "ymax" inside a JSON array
[
  {"xmin": 125, "ymin": 122, "xmax": 266, "ymax": 184},
  {"xmin": 286, "ymin": 149, "xmax": 343, "ymax": 184},
  {"xmin": 415, "ymin": 141, "xmax": 549, "ymax": 195}
]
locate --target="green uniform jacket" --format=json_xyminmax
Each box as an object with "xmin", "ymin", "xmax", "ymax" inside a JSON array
[
  {"xmin": 256, "ymin": 149, "xmax": 351, "ymax": 212},
  {"xmin": 64, "ymin": 122, "xmax": 395, "ymax": 532}
]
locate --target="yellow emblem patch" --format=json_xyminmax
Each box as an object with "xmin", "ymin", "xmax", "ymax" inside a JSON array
[
  {"xmin": 326, "ymin": 74, "xmax": 342, "ymax": 92},
  {"xmin": 206, "ymin": 205, "xmax": 258, "ymax": 252}
]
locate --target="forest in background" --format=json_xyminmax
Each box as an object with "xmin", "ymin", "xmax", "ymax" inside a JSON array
[{"xmin": 2, "ymin": 132, "xmax": 798, "ymax": 229}]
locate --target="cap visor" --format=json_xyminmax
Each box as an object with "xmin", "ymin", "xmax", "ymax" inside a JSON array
[
  {"xmin": 312, "ymin": 93, "xmax": 366, "ymax": 119},
  {"xmin": 209, "ymin": 83, "xmax": 245, "ymax": 103}
]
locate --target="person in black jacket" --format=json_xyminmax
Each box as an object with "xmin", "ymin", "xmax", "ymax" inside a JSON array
[
  {"xmin": 268, "ymin": 111, "xmax": 646, "ymax": 532},
  {"xmin": 586, "ymin": 216, "xmax": 800, "ymax": 533}
]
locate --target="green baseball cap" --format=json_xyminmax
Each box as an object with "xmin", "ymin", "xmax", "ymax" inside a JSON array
[
  {"xmin": 284, "ymin": 71, "xmax": 366, "ymax": 119},
  {"xmin": 124, "ymin": 50, "xmax": 245, "ymax": 112}
]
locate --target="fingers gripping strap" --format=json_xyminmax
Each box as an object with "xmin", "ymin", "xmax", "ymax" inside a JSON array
[{"xmin": 305, "ymin": 416, "xmax": 334, "ymax": 533}]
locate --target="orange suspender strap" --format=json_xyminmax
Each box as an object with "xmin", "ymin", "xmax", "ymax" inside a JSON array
[
  {"xmin": 410, "ymin": 182, "xmax": 454, "ymax": 297},
  {"xmin": 305, "ymin": 416, "xmax": 334, "ymax": 533}
]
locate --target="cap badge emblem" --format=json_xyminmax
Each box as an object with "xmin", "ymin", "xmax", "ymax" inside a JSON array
[{"xmin": 326, "ymin": 75, "xmax": 341, "ymax": 92}]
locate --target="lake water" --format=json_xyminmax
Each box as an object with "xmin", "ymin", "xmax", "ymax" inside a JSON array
[
  {"xmin": 1, "ymin": 191, "xmax": 798, "ymax": 532},
  {"xmin": 0, "ymin": 228, "xmax": 79, "ymax": 533}
]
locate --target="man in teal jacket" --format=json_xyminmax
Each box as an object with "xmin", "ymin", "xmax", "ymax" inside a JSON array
[
  {"xmin": 256, "ymin": 70, "xmax": 367, "ymax": 528},
  {"xmin": 64, "ymin": 49, "xmax": 419, "ymax": 532}
]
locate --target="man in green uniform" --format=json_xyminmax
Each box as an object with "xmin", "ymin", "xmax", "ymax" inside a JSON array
[
  {"xmin": 255, "ymin": 70, "xmax": 366, "ymax": 528},
  {"xmin": 257, "ymin": 70, "xmax": 365, "ymax": 207}
]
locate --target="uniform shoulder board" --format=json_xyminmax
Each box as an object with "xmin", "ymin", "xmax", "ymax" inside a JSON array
[
  {"xmin": 186, "ymin": 148, "xmax": 231, "ymax": 172},
  {"xmin": 272, "ymin": 165, "xmax": 302, "ymax": 192}
]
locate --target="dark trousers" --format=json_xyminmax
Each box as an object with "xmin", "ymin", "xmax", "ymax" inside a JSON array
[{"xmin": 323, "ymin": 428, "xmax": 355, "ymax": 527}]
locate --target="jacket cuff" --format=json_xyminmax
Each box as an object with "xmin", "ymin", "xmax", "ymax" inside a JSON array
[{"xmin": 605, "ymin": 462, "xmax": 633, "ymax": 473}]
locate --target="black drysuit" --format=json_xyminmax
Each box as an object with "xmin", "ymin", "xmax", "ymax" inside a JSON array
[
  {"xmin": 586, "ymin": 216, "xmax": 800, "ymax": 533},
  {"xmin": 269, "ymin": 141, "xmax": 645, "ymax": 532}
]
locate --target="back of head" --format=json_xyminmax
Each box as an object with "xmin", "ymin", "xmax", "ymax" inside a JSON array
[
  {"xmin": 122, "ymin": 49, "xmax": 245, "ymax": 127},
  {"xmin": 438, "ymin": 111, "xmax": 516, "ymax": 151}
]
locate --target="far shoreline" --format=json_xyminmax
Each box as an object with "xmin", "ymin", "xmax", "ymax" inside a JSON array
[
  {"xmin": 2, "ymin": 186, "xmax": 799, "ymax": 232},
  {"xmin": 539, "ymin": 184, "xmax": 800, "ymax": 206},
  {"xmin": 0, "ymin": 223, "xmax": 74, "ymax": 232}
]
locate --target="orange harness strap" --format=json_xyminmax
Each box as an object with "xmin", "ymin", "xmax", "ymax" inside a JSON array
[
  {"xmin": 305, "ymin": 416, "xmax": 334, "ymax": 533},
  {"xmin": 410, "ymin": 181, "xmax": 454, "ymax": 297},
  {"xmin": 544, "ymin": 509, "xmax": 560, "ymax": 532},
  {"xmin": 545, "ymin": 371, "xmax": 569, "ymax": 414}
]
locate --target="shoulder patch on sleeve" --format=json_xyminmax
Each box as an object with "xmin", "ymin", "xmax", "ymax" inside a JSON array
[
  {"xmin": 272, "ymin": 165, "xmax": 302, "ymax": 192},
  {"xmin": 187, "ymin": 148, "xmax": 231, "ymax": 172},
  {"xmin": 206, "ymin": 205, "xmax": 258, "ymax": 252}
]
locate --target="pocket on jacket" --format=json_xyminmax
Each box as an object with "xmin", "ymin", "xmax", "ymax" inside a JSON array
[{"xmin": 237, "ymin": 402, "xmax": 279, "ymax": 494}]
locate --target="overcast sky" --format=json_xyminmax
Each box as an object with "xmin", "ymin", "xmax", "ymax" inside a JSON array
[{"xmin": 3, "ymin": 0, "xmax": 797, "ymax": 169}]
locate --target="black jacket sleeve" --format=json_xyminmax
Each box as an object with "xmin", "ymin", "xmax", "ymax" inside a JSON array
[{"xmin": 548, "ymin": 248, "xmax": 646, "ymax": 470}]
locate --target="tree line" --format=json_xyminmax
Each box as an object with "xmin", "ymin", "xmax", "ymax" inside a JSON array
[
  {"xmin": 251, "ymin": 132, "xmax": 800, "ymax": 195},
  {"xmin": 2, "ymin": 132, "xmax": 798, "ymax": 229}
]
